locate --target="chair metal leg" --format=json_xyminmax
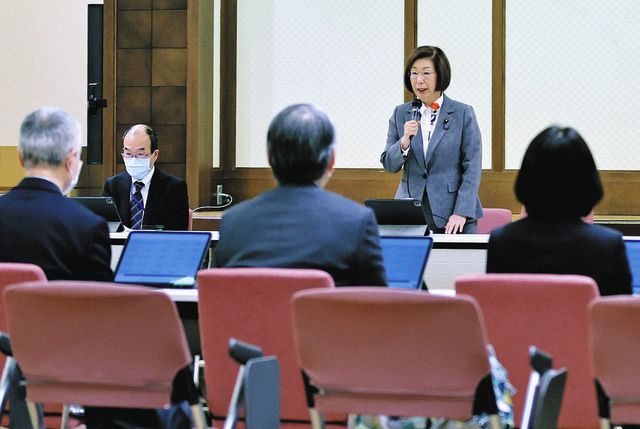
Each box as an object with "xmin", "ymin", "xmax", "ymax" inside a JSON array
[
  {"xmin": 26, "ymin": 399, "xmax": 39, "ymax": 429},
  {"xmin": 223, "ymin": 366, "xmax": 245, "ymax": 429},
  {"xmin": 0, "ymin": 357, "xmax": 15, "ymax": 421},
  {"xmin": 193, "ymin": 354, "xmax": 204, "ymax": 387},
  {"xmin": 191, "ymin": 402, "xmax": 208, "ymax": 429},
  {"xmin": 59, "ymin": 404, "xmax": 69, "ymax": 429},
  {"xmin": 309, "ymin": 408, "xmax": 324, "ymax": 429},
  {"xmin": 600, "ymin": 418, "xmax": 611, "ymax": 429}
]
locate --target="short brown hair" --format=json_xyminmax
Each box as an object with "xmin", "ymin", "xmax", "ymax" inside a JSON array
[{"xmin": 403, "ymin": 46, "xmax": 451, "ymax": 94}]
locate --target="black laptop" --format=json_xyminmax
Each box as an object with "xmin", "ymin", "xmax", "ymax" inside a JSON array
[
  {"xmin": 380, "ymin": 236, "xmax": 433, "ymax": 289},
  {"xmin": 114, "ymin": 231, "xmax": 212, "ymax": 288},
  {"xmin": 624, "ymin": 238, "xmax": 640, "ymax": 295},
  {"xmin": 71, "ymin": 196, "xmax": 123, "ymax": 233},
  {"xmin": 364, "ymin": 199, "xmax": 428, "ymax": 235}
]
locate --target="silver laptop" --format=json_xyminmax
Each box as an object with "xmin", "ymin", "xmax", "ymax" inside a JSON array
[
  {"xmin": 380, "ymin": 236, "xmax": 433, "ymax": 289},
  {"xmin": 114, "ymin": 231, "xmax": 212, "ymax": 288},
  {"xmin": 71, "ymin": 196, "xmax": 123, "ymax": 233}
]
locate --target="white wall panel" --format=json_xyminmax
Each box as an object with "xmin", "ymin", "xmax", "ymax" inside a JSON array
[
  {"xmin": 0, "ymin": 1, "xmax": 91, "ymax": 147},
  {"xmin": 506, "ymin": 1, "xmax": 640, "ymax": 170},
  {"xmin": 235, "ymin": 0, "xmax": 404, "ymax": 168},
  {"xmin": 417, "ymin": 0, "xmax": 493, "ymax": 169}
]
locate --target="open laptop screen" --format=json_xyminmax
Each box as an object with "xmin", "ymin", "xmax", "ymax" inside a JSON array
[
  {"xmin": 114, "ymin": 231, "xmax": 211, "ymax": 288},
  {"xmin": 624, "ymin": 238, "xmax": 640, "ymax": 295},
  {"xmin": 380, "ymin": 236, "xmax": 433, "ymax": 289},
  {"xmin": 71, "ymin": 196, "xmax": 123, "ymax": 232}
]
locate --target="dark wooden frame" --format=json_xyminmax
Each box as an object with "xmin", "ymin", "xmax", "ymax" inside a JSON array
[{"xmin": 183, "ymin": 0, "xmax": 640, "ymax": 214}]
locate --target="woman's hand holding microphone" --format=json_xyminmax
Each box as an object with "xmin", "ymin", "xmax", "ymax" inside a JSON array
[{"xmin": 401, "ymin": 120, "xmax": 419, "ymax": 151}]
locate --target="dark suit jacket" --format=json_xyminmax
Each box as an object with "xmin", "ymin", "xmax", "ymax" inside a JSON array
[
  {"xmin": 0, "ymin": 178, "xmax": 113, "ymax": 281},
  {"xmin": 486, "ymin": 217, "xmax": 632, "ymax": 296},
  {"xmin": 214, "ymin": 184, "xmax": 387, "ymax": 286},
  {"xmin": 103, "ymin": 168, "xmax": 189, "ymax": 230}
]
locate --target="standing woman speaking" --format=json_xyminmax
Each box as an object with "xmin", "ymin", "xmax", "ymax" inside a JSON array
[{"xmin": 381, "ymin": 46, "xmax": 483, "ymax": 234}]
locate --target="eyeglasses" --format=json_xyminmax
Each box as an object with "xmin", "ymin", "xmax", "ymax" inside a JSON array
[
  {"xmin": 409, "ymin": 71, "xmax": 434, "ymax": 80},
  {"xmin": 121, "ymin": 152, "xmax": 153, "ymax": 160}
]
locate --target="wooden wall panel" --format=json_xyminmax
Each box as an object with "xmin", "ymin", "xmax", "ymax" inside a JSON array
[
  {"xmin": 0, "ymin": 147, "xmax": 23, "ymax": 191},
  {"xmin": 151, "ymin": 87, "xmax": 186, "ymax": 124},
  {"xmin": 152, "ymin": 49, "xmax": 186, "ymax": 85},
  {"xmin": 153, "ymin": 0, "xmax": 187, "ymax": 9},
  {"xmin": 117, "ymin": 48, "xmax": 151, "ymax": 86},
  {"xmin": 217, "ymin": 169, "xmax": 522, "ymax": 213},
  {"xmin": 119, "ymin": 0, "xmax": 152, "ymax": 9},
  {"xmin": 152, "ymin": 10, "xmax": 187, "ymax": 47},
  {"xmin": 117, "ymin": 10, "xmax": 151, "ymax": 48},
  {"xmin": 115, "ymin": 0, "xmax": 188, "ymax": 200},
  {"xmin": 160, "ymin": 164, "xmax": 186, "ymax": 180},
  {"xmin": 186, "ymin": 0, "xmax": 213, "ymax": 207},
  {"xmin": 153, "ymin": 125, "xmax": 186, "ymax": 163},
  {"xmin": 116, "ymin": 87, "xmax": 151, "ymax": 124}
]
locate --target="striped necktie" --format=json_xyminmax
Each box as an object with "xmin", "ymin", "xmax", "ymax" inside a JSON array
[{"xmin": 130, "ymin": 181, "xmax": 144, "ymax": 230}]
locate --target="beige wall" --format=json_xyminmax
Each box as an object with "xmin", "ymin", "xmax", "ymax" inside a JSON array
[{"xmin": 0, "ymin": 1, "xmax": 97, "ymax": 188}]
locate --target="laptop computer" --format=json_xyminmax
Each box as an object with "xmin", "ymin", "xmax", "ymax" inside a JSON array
[
  {"xmin": 71, "ymin": 196, "xmax": 123, "ymax": 233},
  {"xmin": 380, "ymin": 236, "xmax": 433, "ymax": 289},
  {"xmin": 364, "ymin": 199, "xmax": 429, "ymax": 236},
  {"xmin": 624, "ymin": 238, "xmax": 640, "ymax": 294},
  {"xmin": 114, "ymin": 231, "xmax": 212, "ymax": 288}
]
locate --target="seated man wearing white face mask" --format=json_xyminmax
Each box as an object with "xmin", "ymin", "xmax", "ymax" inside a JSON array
[
  {"xmin": 0, "ymin": 107, "xmax": 113, "ymax": 281},
  {"xmin": 103, "ymin": 124, "xmax": 189, "ymax": 230}
]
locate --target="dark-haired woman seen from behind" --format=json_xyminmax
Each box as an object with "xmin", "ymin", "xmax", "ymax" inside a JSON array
[
  {"xmin": 380, "ymin": 45, "xmax": 483, "ymax": 234},
  {"xmin": 486, "ymin": 126, "xmax": 631, "ymax": 296}
]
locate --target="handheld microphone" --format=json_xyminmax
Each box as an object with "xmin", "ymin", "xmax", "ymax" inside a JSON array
[
  {"xmin": 410, "ymin": 99, "xmax": 422, "ymax": 122},
  {"xmin": 409, "ymin": 99, "xmax": 422, "ymax": 141}
]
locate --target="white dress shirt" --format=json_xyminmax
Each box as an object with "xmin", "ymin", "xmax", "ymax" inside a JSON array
[{"xmin": 130, "ymin": 166, "xmax": 155, "ymax": 208}]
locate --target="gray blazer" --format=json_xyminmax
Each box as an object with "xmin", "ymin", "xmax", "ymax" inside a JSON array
[{"xmin": 380, "ymin": 94, "xmax": 483, "ymax": 228}]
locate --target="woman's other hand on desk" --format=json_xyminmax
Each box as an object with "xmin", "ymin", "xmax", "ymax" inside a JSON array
[{"xmin": 445, "ymin": 214, "xmax": 466, "ymax": 234}]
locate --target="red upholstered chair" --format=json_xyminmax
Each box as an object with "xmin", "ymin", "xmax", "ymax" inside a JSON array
[
  {"xmin": 589, "ymin": 296, "xmax": 640, "ymax": 427},
  {"xmin": 477, "ymin": 208, "xmax": 513, "ymax": 234},
  {"xmin": 0, "ymin": 263, "xmax": 46, "ymax": 423},
  {"xmin": 456, "ymin": 273, "xmax": 600, "ymax": 428},
  {"xmin": 196, "ymin": 268, "xmax": 337, "ymax": 428},
  {"xmin": 3, "ymin": 281, "xmax": 207, "ymax": 429},
  {"xmin": 519, "ymin": 206, "xmax": 595, "ymax": 223},
  {"xmin": 0, "ymin": 263, "xmax": 46, "ymax": 330},
  {"xmin": 291, "ymin": 287, "xmax": 501, "ymax": 429}
]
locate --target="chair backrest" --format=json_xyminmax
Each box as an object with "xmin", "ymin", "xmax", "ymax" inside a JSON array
[
  {"xmin": 4, "ymin": 281, "xmax": 192, "ymax": 409},
  {"xmin": 456, "ymin": 273, "xmax": 599, "ymax": 428},
  {"xmin": 477, "ymin": 208, "xmax": 512, "ymax": 234},
  {"xmin": 519, "ymin": 206, "xmax": 595, "ymax": 223},
  {"xmin": 291, "ymin": 287, "xmax": 493, "ymax": 420},
  {"xmin": 589, "ymin": 296, "xmax": 640, "ymax": 424},
  {"xmin": 0, "ymin": 263, "xmax": 46, "ymax": 375},
  {"xmin": 196, "ymin": 268, "xmax": 334, "ymax": 422},
  {"xmin": 0, "ymin": 263, "xmax": 46, "ymax": 332}
]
